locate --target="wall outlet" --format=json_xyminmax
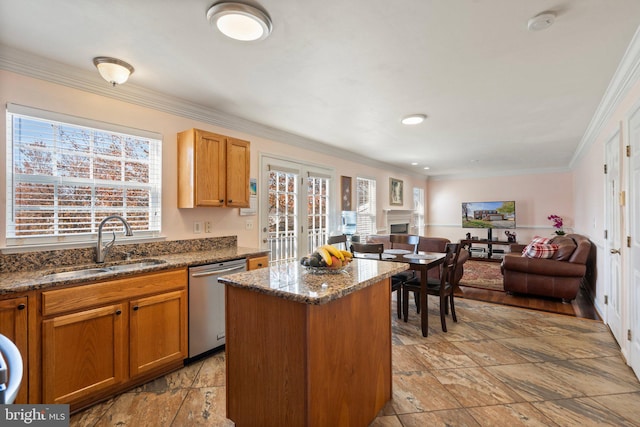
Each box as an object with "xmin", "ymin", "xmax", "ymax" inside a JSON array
[
  {"xmin": 204, "ymin": 221, "xmax": 212, "ymax": 233},
  {"xmin": 194, "ymin": 221, "xmax": 203, "ymax": 234},
  {"xmin": 245, "ymin": 220, "xmax": 254, "ymax": 230}
]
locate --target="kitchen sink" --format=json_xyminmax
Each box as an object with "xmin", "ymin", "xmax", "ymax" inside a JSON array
[
  {"xmin": 44, "ymin": 268, "xmax": 111, "ymax": 280},
  {"xmin": 44, "ymin": 259, "xmax": 167, "ymax": 280}
]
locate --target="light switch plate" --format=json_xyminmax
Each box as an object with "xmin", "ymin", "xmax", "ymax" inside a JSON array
[
  {"xmin": 194, "ymin": 221, "xmax": 203, "ymax": 234},
  {"xmin": 205, "ymin": 221, "xmax": 212, "ymax": 233}
]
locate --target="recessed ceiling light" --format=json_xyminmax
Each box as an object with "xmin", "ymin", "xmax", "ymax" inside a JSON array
[
  {"xmin": 207, "ymin": 2, "xmax": 272, "ymax": 41},
  {"xmin": 527, "ymin": 11, "xmax": 556, "ymax": 32},
  {"xmin": 423, "ymin": 166, "xmax": 430, "ymax": 170},
  {"xmin": 401, "ymin": 114, "xmax": 426, "ymax": 125},
  {"xmin": 411, "ymin": 162, "xmax": 418, "ymax": 166}
]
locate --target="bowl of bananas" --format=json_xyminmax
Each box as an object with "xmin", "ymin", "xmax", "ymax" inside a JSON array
[{"xmin": 300, "ymin": 245, "xmax": 353, "ymax": 274}]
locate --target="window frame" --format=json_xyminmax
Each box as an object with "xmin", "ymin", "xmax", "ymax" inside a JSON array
[
  {"xmin": 5, "ymin": 104, "xmax": 163, "ymax": 248},
  {"xmin": 355, "ymin": 176, "xmax": 377, "ymax": 236}
]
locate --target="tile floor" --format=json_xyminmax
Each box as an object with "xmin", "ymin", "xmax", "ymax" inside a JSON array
[{"xmin": 71, "ymin": 298, "xmax": 640, "ymax": 426}]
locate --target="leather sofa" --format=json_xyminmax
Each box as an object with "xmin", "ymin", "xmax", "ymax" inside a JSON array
[
  {"xmin": 501, "ymin": 233, "xmax": 592, "ymax": 302},
  {"xmin": 366, "ymin": 234, "xmax": 469, "ymax": 286}
]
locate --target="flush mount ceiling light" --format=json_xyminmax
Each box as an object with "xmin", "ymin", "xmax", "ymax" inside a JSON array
[
  {"xmin": 93, "ymin": 57, "xmax": 134, "ymax": 86},
  {"xmin": 527, "ymin": 11, "xmax": 556, "ymax": 31},
  {"xmin": 207, "ymin": 2, "xmax": 272, "ymax": 41},
  {"xmin": 401, "ymin": 114, "xmax": 426, "ymax": 125}
]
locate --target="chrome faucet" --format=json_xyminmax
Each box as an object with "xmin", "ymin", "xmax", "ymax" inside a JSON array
[{"xmin": 96, "ymin": 215, "xmax": 133, "ymax": 263}]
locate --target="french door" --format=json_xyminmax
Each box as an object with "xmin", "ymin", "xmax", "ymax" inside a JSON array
[{"xmin": 260, "ymin": 156, "xmax": 334, "ymax": 264}]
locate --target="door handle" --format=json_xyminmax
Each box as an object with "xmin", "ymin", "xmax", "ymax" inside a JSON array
[{"xmin": 610, "ymin": 248, "xmax": 620, "ymax": 254}]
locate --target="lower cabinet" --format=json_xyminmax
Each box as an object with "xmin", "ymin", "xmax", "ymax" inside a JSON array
[
  {"xmin": 40, "ymin": 268, "xmax": 188, "ymax": 410},
  {"xmin": 247, "ymin": 255, "xmax": 269, "ymax": 270},
  {"xmin": 0, "ymin": 295, "xmax": 29, "ymax": 403}
]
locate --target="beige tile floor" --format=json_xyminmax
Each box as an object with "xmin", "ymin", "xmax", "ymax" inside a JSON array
[{"xmin": 71, "ymin": 298, "xmax": 640, "ymax": 426}]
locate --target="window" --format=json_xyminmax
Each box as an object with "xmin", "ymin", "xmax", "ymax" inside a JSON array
[
  {"xmin": 356, "ymin": 177, "xmax": 376, "ymax": 236},
  {"xmin": 413, "ymin": 187, "xmax": 425, "ymax": 235},
  {"xmin": 6, "ymin": 104, "xmax": 162, "ymax": 247}
]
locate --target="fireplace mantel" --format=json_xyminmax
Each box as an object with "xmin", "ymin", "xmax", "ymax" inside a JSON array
[{"xmin": 383, "ymin": 209, "xmax": 414, "ymax": 234}]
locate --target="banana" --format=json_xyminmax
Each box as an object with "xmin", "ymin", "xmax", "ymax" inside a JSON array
[
  {"xmin": 323, "ymin": 244, "xmax": 344, "ymax": 261},
  {"xmin": 316, "ymin": 247, "xmax": 333, "ymax": 266},
  {"xmin": 340, "ymin": 249, "xmax": 353, "ymax": 259}
]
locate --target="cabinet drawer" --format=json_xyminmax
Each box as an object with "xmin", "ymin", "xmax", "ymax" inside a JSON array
[
  {"xmin": 42, "ymin": 268, "xmax": 187, "ymax": 317},
  {"xmin": 247, "ymin": 256, "xmax": 269, "ymax": 270}
]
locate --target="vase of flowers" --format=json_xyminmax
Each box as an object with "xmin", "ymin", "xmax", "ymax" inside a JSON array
[{"xmin": 548, "ymin": 214, "xmax": 565, "ymax": 235}]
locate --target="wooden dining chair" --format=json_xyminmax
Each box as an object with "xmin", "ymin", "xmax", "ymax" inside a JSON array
[
  {"xmin": 402, "ymin": 243, "xmax": 461, "ymax": 332},
  {"xmin": 389, "ymin": 234, "xmax": 419, "ymax": 284},
  {"xmin": 350, "ymin": 243, "xmax": 402, "ymax": 319},
  {"xmin": 327, "ymin": 234, "xmax": 348, "ymax": 250}
]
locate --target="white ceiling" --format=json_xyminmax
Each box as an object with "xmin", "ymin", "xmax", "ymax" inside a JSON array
[{"xmin": 1, "ymin": 0, "xmax": 639, "ymax": 177}]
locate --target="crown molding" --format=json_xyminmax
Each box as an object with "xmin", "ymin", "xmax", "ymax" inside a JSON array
[
  {"xmin": 570, "ymin": 25, "xmax": 640, "ymax": 167},
  {"xmin": 426, "ymin": 165, "xmax": 572, "ymax": 181},
  {"xmin": 0, "ymin": 44, "xmax": 426, "ymax": 180}
]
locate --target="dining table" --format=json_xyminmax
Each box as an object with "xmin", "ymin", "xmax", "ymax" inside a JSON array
[{"xmin": 357, "ymin": 249, "xmax": 446, "ymax": 337}]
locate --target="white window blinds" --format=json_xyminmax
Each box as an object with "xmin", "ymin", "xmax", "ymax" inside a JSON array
[
  {"xmin": 356, "ymin": 177, "xmax": 376, "ymax": 236},
  {"xmin": 5, "ymin": 104, "xmax": 162, "ymax": 246}
]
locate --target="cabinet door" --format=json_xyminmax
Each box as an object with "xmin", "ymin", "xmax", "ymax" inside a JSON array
[
  {"xmin": 42, "ymin": 304, "xmax": 126, "ymax": 404},
  {"xmin": 129, "ymin": 290, "xmax": 187, "ymax": 377},
  {"xmin": 0, "ymin": 297, "xmax": 28, "ymax": 403},
  {"xmin": 226, "ymin": 137, "xmax": 250, "ymax": 208},
  {"xmin": 195, "ymin": 130, "xmax": 226, "ymax": 207}
]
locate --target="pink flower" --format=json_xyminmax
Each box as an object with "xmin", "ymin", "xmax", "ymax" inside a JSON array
[{"xmin": 548, "ymin": 215, "xmax": 565, "ymax": 235}]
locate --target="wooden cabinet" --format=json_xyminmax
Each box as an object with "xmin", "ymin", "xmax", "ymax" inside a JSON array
[
  {"xmin": 0, "ymin": 296, "xmax": 29, "ymax": 403},
  {"xmin": 178, "ymin": 128, "xmax": 250, "ymax": 208},
  {"xmin": 41, "ymin": 269, "xmax": 188, "ymax": 409},
  {"xmin": 247, "ymin": 255, "xmax": 269, "ymax": 270}
]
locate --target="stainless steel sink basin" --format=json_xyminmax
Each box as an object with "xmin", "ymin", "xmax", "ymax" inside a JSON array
[
  {"xmin": 44, "ymin": 259, "xmax": 167, "ymax": 280},
  {"xmin": 45, "ymin": 268, "xmax": 111, "ymax": 280},
  {"xmin": 107, "ymin": 259, "xmax": 167, "ymax": 272}
]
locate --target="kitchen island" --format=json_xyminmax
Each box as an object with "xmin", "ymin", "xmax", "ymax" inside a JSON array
[{"xmin": 219, "ymin": 259, "xmax": 409, "ymax": 427}]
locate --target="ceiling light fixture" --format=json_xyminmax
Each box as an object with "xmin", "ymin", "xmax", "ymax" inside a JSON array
[
  {"xmin": 401, "ymin": 114, "xmax": 426, "ymax": 125},
  {"xmin": 423, "ymin": 166, "xmax": 430, "ymax": 170},
  {"xmin": 93, "ymin": 57, "xmax": 134, "ymax": 86},
  {"xmin": 527, "ymin": 11, "xmax": 556, "ymax": 31},
  {"xmin": 207, "ymin": 2, "xmax": 272, "ymax": 41}
]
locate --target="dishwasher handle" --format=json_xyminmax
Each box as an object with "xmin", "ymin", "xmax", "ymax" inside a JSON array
[{"xmin": 191, "ymin": 264, "xmax": 246, "ymax": 278}]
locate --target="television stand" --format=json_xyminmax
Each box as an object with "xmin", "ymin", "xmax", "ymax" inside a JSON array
[{"xmin": 460, "ymin": 239, "xmax": 521, "ymax": 262}]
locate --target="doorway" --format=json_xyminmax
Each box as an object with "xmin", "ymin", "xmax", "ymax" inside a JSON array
[
  {"xmin": 260, "ymin": 156, "xmax": 334, "ymax": 264},
  {"xmin": 627, "ymin": 105, "xmax": 640, "ymax": 378}
]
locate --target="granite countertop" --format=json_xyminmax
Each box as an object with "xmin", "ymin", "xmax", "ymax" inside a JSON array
[
  {"xmin": 0, "ymin": 246, "xmax": 268, "ymax": 295},
  {"xmin": 218, "ymin": 258, "xmax": 409, "ymax": 305}
]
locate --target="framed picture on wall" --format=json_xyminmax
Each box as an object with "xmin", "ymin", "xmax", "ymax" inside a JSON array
[
  {"xmin": 341, "ymin": 176, "xmax": 352, "ymax": 211},
  {"xmin": 239, "ymin": 178, "xmax": 257, "ymax": 216},
  {"xmin": 389, "ymin": 178, "xmax": 403, "ymax": 206}
]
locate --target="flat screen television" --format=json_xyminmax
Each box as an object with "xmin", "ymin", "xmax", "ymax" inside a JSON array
[{"xmin": 461, "ymin": 201, "xmax": 516, "ymax": 241}]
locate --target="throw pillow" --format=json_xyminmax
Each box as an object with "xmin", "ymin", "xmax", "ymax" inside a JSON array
[
  {"xmin": 521, "ymin": 236, "xmax": 551, "ymax": 255},
  {"xmin": 524, "ymin": 243, "xmax": 559, "ymax": 259}
]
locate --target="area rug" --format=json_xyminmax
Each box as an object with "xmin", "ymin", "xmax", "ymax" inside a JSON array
[{"xmin": 458, "ymin": 260, "xmax": 504, "ymax": 291}]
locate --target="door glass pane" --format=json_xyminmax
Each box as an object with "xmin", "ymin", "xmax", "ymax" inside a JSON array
[
  {"xmin": 267, "ymin": 170, "xmax": 298, "ymax": 264},
  {"xmin": 307, "ymin": 176, "xmax": 330, "ymax": 251}
]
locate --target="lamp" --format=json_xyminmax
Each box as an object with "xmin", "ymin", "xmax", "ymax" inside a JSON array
[
  {"xmin": 93, "ymin": 57, "xmax": 135, "ymax": 86},
  {"xmin": 401, "ymin": 114, "xmax": 426, "ymax": 125},
  {"xmin": 527, "ymin": 12, "xmax": 556, "ymax": 31},
  {"xmin": 206, "ymin": 2, "xmax": 272, "ymax": 41}
]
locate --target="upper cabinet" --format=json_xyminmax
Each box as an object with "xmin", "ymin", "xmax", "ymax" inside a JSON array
[{"xmin": 178, "ymin": 128, "xmax": 250, "ymax": 208}]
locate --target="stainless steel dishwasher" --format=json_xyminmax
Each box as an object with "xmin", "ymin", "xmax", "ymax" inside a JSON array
[{"xmin": 188, "ymin": 258, "xmax": 246, "ymax": 359}]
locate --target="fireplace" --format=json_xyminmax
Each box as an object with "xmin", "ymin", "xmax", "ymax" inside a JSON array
[
  {"xmin": 385, "ymin": 209, "xmax": 414, "ymax": 234},
  {"xmin": 390, "ymin": 223, "xmax": 409, "ymax": 234}
]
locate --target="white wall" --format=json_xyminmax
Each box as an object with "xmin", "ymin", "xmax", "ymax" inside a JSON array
[
  {"xmin": 426, "ymin": 172, "xmax": 574, "ymax": 245},
  {"xmin": 0, "ymin": 70, "xmax": 427, "ymax": 250}
]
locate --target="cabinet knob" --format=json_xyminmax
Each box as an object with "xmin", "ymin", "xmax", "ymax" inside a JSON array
[
  {"xmin": 17, "ymin": 303, "xmax": 26, "ymax": 310},
  {"xmin": 133, "ymin": 305, "xmax": 139, "ymax": 311},
  {"xmin": 115, "ymin": 309, "xmax": 122, "ymax": 315},
  {"xmin": 228, "ymin": 199, "xmax": 232, "ymax": 203},
  {"xmin": 219, "ymin": 199, "xmax": 224, "ymax": 203}
]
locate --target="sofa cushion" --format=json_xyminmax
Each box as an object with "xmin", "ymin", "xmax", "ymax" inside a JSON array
[
  {"xmin": 549, "ymin": 235, "xmax": 577, "ymax": 261},
  {"xmin": 524, "ymin": 243, "xmax": 559, "ymax": 259}
]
